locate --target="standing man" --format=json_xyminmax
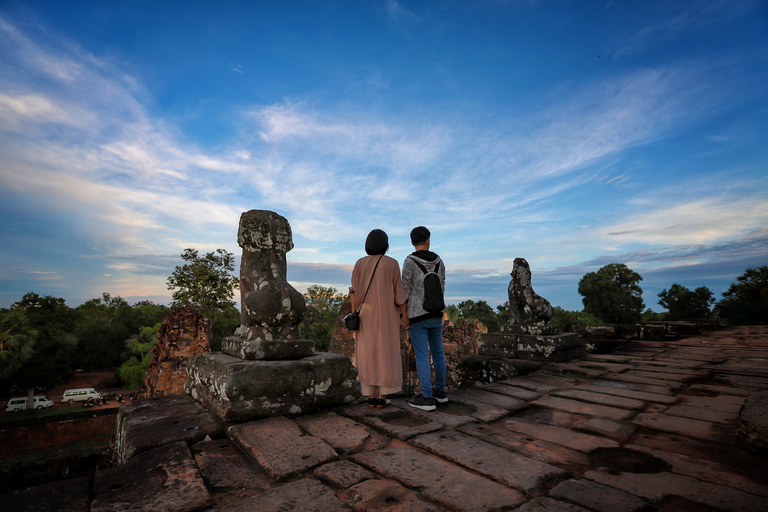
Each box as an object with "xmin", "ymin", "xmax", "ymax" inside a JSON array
[{"xmin": 402, "ymin": 226, "xmax": 447, "ymax": 411}]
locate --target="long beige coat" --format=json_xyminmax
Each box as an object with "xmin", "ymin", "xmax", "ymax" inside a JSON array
[{"xmin": 350, "ymin": 254, "xmax": 407, "ymax": 390}]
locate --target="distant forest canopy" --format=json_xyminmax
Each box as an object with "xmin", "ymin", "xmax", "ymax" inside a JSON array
[{"xmin": 1, "ymin": 257, "xmax": 765, "ymax": 396}]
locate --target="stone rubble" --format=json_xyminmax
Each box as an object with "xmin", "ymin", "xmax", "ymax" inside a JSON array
[{"xmin": 3, "ymin": 325, "xmax": 768, "ymax": 512}]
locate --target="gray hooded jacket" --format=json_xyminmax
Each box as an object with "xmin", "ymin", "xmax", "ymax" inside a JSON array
[{"xmin": 402, "ymin": 250, "xmax": 445, "ymax": 323}]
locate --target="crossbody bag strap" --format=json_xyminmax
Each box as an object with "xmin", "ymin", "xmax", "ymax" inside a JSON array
[{"xmin": 356, "ymin": 254, "xmax": 384, "ymax": 313}]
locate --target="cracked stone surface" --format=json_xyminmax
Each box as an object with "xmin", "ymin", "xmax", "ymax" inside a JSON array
[{"xmin": 4, "ymin": 325, "xmax": 768, "ymax": 512}]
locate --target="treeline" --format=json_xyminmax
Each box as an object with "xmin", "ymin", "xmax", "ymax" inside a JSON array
[{"xmin": 1, "ymin": 250, "xmax": 765, "ymax": 399}]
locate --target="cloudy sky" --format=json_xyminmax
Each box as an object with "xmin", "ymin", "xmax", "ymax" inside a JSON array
[{"xmin": 1, "ymin": 0, "xmax": 766, "ymax": 313}]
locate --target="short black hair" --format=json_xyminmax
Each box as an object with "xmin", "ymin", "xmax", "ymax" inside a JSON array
[
  {"xmin": 365, "ymin": 229, "xmax": 389, "ymax": 255},
  {"xmin": 410, "ymin": 226, "xmax": 431, "ymax": 246}
]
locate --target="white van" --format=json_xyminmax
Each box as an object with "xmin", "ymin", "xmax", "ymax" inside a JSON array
[
  {"xmin": 61, "ymin": 388, "xmax": 101, "ymax": 404},
  {"xmin": 4, "ymin": 396, "xmax": 54, "ymax": 413}
]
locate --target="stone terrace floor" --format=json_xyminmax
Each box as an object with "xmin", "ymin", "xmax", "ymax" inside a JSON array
[{"xmin": 4, "ymin": 325, "xmax": 768, "ymax": 511}]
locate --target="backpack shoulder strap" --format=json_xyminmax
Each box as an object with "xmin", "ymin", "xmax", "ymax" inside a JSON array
[{"xmin": 408, "ymin": 256, "xmax": 428, "ymax": 274}]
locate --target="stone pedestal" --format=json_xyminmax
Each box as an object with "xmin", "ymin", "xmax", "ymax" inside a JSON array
[
  {"xmin": 480, "ymin": 332, "xmax": 585, "ymax": 362},
  {"xmin": 186, "ymin": 352, "xmax": 359, "ymax": 421}
]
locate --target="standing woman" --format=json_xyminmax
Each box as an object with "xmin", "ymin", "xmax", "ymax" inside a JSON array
[{"xmin": 350, "ymin": 229, "xmax": 409, "ymax": 407}]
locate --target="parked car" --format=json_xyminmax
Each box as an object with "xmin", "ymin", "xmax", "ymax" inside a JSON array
[
  {"xmin": 61, "ymin": 388, "xmax": 101, "ymax": 404},
  {"xmin": 4, "ymin": 396, "xmax": 54, "ymax": 413}
]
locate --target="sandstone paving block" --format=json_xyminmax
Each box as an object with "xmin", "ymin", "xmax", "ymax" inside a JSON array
[
  {"xmin": 584, "ymin": 469, "xmax": 768, "ymax": 512},
  {"xmin": 295, "ymin": 411, "xmax": 390, "ymax": 455},
  {"xmin": 476, "ymin": 381, "xmax": 542, "ymax": 401},
  {"xmin": 662, "ymin": 403, "xmax": 737, "ymax": 424},
  {"xmin": 549, "ymin": 478, "xmax": 647, "ymax": 512},
  {"xmin": 513, "ymin": 407, "xmax": 637, "ymax": 443},
  {"xmin": 633, "ymin": 412, "xmax": 721, "ymax": 441},
  {"xmin": 622, "ymin": 369, "xmax": 700, "ymax": 383},
  {"xmin": 191, "ymin": 437, "xmax": 270, "ymax": 504},
  {"xmin": 688, "ymin": 384, "xmax": 752, "ymax": 397},
  {"xmin": 351, "ymin": 444, "xmax": 526, "ymax": 511},
  {"xmin": 629, "ymin": 365, "xmax": 702, "ymax": 377},
  {"xmin": 531, "ymin": 396, "xmax": 635, "ymax": 421},
  {"xmin": 0, "ymin": 476, "xmax": 90, "ymax": 512},
  {"xmin": 346, "ymin": 478, "xmax": 443, "ymax": 512},
  {"xmin": 581, "ymin": 354, "xmax": 634, "ymax": 364},
  {"xmin": 604, "ymin": 372, "xmax": 685, "ymax": 389},
  {"xmin": 552, "ymin": 389, "xmax": 646, "ymax": 410},
  {"xmin": 500, "ymin": 418, "xmax": 619, "ymax": 452},
  {"xmin": 571, "ymin": 360, "xmax": 633, "ymax": 373},
  {"xmin": 411, "ymin": 429, "xmax": 567, "ymax": 495},
  {"xmin": 721, "ymin": 374, "xmax": 768, "ymax": 391},
  {"xmin": 416, "ymin": 394, "xmax": 510, "ymax": 423},
  {"xmin": 217, "ymin": 478, "xmax": 350, "ymax": 512},
  {"xmin": 577, "ymin": 382, "xmax": 677, "ymax": 404},
  {"xmin": 514, "ymin": 496, "xmax": 591, "ymax": 512},
  {"xmin": 450, "ymin": 387, "xmax": 529, "ymax": 412},
  {"xmin": 229, "ymin": 415, "xmax": 338, "ymax": 481},
  {"xmin": 588, "ymin": 378, "xmax": 674, "ymax": 396},
  {"xmin": 624, "ymin": 443, "xmax": 768, "ymax": 498},
  {"xmin": 681, "ymin": 394, "xmax": 745, "ymax": 413},
  {"xmin": 543, "ymin": 363, "xmax": 609, "ymax": 378},
  {"xmin": 340, "ymin": 402, "xmax": 444, "ymax": 440},
  {"xmin": 314, "ymin": 460, "xmax": 376, "ymax": 489},
  {"xmin": 497, "ymin": 375, "xmax": 566, "ymax": 393},
  {"xmin": 116, "ymin": 394, "xmax": 225, "ymax": 463},
  {"xmin": 91, "ymin": 441, "xmax": 211, "ymax": 512},
  {"xmin": 457, "ymin": 422, "xmax": 591, "ymax": 470}
]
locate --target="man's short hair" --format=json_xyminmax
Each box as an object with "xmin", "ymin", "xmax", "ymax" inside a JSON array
[
  {"xmin": 365, "ymin": 229, "xmax": 389, "ymax": 255},
  {"xmin": 410, "ymin": 226, "xmax": 431, "ymax": 246}
]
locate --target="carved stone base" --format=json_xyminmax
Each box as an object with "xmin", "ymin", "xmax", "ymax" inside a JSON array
[
  {"xmin": 222, "ymin": 336, "xmax": 315, "ymax": 360},
  {"xmin": 479, "ymin": 332, "xmax": 585, "ymax": 362},
  {"xmin": 186, "ymin": 352, "xmax": 360, "ymax": 421},
  {"xmin": 502, "ymin": 321, "xmax": 560, "ymax": 335}
]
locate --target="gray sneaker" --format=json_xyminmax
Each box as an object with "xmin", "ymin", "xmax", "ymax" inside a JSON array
[
  {"xmin": 433, "ymin": 390, "xmax": 449, "ymax": 404},
  {"xmin": 408, "ymin": 395, "xmax": 436, "ymax": 411}
]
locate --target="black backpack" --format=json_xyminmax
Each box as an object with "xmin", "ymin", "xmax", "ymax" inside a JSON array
[{"xmin": 411, "ymin": 258, "xmax": 445, "ymax": 313}]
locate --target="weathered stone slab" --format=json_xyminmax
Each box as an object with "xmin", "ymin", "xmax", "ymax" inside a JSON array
[
  {"xmin": 517, "ymin": 333, "xmax": 585, "ymax": 362},
  {"xmin": 498, "ymin": 374, "xmax": 573, "ymax": 393},
  {"xmin": 91, "ymin": 442, "xmax": 211, "ymax": 512},
  {"xmin": 663, "ymin": 404, "xmax": 737, "ymax": 424},
  {"xmin": 115, "ymin": 394, "xmax": 225, "ymax": 463},
  {"xmin": 515, "ymin": 407, "xmax": 637, "ymax": 443},
  {"xmin": 550, "ymin": 478, "xmax": 647, "ymax": 512},
  {"xmin": 191, "ymin": 437, "xmax": 269, "ymax": 506},
  {"xmin": 186, "ymin": 351, "xmax": 359, "ymax": 421},
  {"xmin": 222, "ymin": 336, "xmax": 315, "ymax": 360},
  {"xmin": 217, "ymin": 478, "xmax": 349, "ymax": 512},
  {"xmin": 736, "ymin": 390, "xmax": 768, "ymax": 457},
  {"xmin": 552, "ymin": 389, "xmax": 646, "ymax": 410},
  {"xmin": 450, "ymin": 387, "xmax": 528, "ymax": 412},
  {"xmin": 625, "ymin": 443, "xmax": 768, "ymax": 498},
  {"xmin": 314, "ymin": 460, "xmax": 375, "ymax": 489},
  {"xmin": 545, "ymin": 362, "xmax": 610, "ymax": 378},
  {"xmin": 294, "ymin": 411, "xmax": 390, "ymax": 455},
  {"xmin": 456, "ymin": 354, "xmax": 523, "ymax": 383},
  {"xmin": 584, "ymin": 469, "xmax": 768, "ymax": 512},
  {"xmin": 578, "ymin": 381, "xmax": 677, "ymax": 404},
  {"xmin": 515, "ymin": 497, "xmax": 591, "ymax": 512},
  {"xmin": 688, "ymin": 384, "xmax": 752, "ymax": 397},
  {"xmin": 229, "ymin": 416, "xmax": 338, "ymax": 481},
  {"xmin": 457, "ymin": 422, "xmax": 591, "ymax": 470},
  {"xmin": 422, "ymin": 395, "xmax": 509, "ymax": 423},
  {"xmin": 411, "ymin": 429, "xmax": 567, "ymax": 495},
  {"xmin": 500, "ymin": 418, "xmax": 619, "ymax": 452},
  {"xmin": 603, "ymin": 372, "xmax": 685, "ymax": 389},
  {"xmin": 531, "ymin": 396, "xmax": 634, "ymax": 420},
  {"xmin": 681, "ymin": 394, "xmax": 745, "ymax": 413},
  {"xmin": 346, "ymin": 478, "xmax": 443, "ymax": 512},
  {"xmin": 476, "ymin": 381, "xmax": 542, "ymax": 401},
  {"xmin": 0, "ymin": 476, "xmax": 90, "ymax": 512},
  {"xmin": 352, "ymin": 445, "xmax": 526, "ymax": 511},
  {"xmin": 340, "ymin": 403, "xmax": 444, "ymax": 440},
  {"xmin": 633, "ymin": 412, "xmax": 721, "ymax": 441}
]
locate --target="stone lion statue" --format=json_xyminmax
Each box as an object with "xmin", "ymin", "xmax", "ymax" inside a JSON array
[{"xmin": 508, "ymin": 257, "xmax": 553, "ymax": 325}]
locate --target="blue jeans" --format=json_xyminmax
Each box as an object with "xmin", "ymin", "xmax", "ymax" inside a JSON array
[{"xmin": 409, "ymin": 317, "xmax": 446, "ymax": 398}]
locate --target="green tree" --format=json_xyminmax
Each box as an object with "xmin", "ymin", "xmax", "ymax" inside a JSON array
[
  {"xmin": 550, "ymin": 307, "xmax": 603, "ymax": 333},
  {"xmin": 299, "ymin": 285, "xmax": 346, "ymax": 351},
  {"xmin": 578, "ymin": 263, "xmax": 644, "ymax": 324},
  {"xmin": 716, "ymin": 265, "xmax": 768, "ymax": 325},
  {"xmin": 118, "ymin": 323, "xmax": 161, "ymax": 389},
  {"xmin": 0, "ymin": 309, "xmax": 37, "ymax": 380},
  {"xmin": 641, "ymin": 308, "xmax": 668, "ymax": 322},
  {"xmin": 457, "ymin": 300, "xmax": 500, "ymax": 332},
  {"xmin": 6, "ymin": 293, "xmax": 78, "ymax": 407},
  {"xmin": 167, "ymin": 248, "xmax": 239, "ymax": 344},
  {"xmin": 658, "ymin": 284, "xmax": 714, "ymax": 321},
  {"xmin": 444, "ymin": 304, "xmax": 460, "ymax": 324},
  {"xmin": 75, "ymin": 293, "xmax": 133, "ymax": 370},
  {"xmin": 496, "ymin": 301, "xmax": 512, "ymax": 327}
]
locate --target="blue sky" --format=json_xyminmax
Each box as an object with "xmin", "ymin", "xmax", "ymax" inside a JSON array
[{"xmin": 1, "ymin": 1, "xmax": 766, "ymax": 313}]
